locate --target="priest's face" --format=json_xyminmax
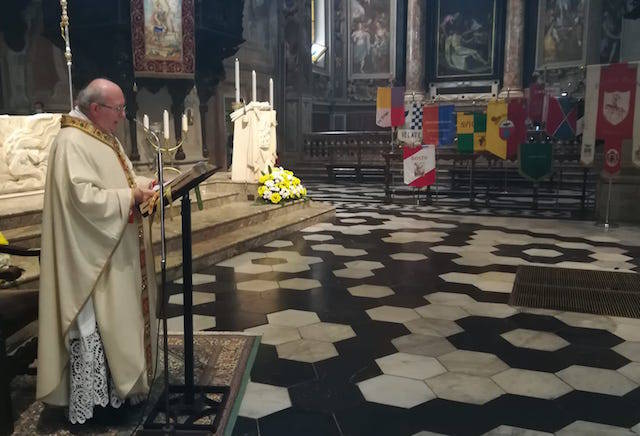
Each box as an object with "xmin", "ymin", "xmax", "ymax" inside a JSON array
[{"xmin": 90, "ymin": 85, "xmax": 126, "ymax": 134}]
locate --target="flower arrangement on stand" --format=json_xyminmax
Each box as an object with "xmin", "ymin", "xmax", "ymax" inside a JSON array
[{"xmin": 257, "ymin": 166, "xmax": 307, "ymax": 204}]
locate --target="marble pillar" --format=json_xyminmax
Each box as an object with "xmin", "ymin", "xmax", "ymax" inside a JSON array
[
  {"xmin": 404, "ymin": 0, "xmax": 426, "ymax": 103},
  {"xmin": 500, "ymin": 0, "xmax": 525, "ymax": 98}
]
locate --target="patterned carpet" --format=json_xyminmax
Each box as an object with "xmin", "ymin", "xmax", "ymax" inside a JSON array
[
  {"xmin": 158, "ymin": 201, "xmax": 640, "ymax": 436},
  {"xmin": 10, "ymin": 333, "xmax": 258, "ymax": 435}
]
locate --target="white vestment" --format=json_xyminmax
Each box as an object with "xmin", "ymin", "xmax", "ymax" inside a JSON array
[{"xmin": 36, "ymin": 111, "xmax": 158, "ymax": 414}]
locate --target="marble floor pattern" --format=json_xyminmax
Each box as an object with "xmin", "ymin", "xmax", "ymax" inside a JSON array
[
  {"xmin": 306, "ymin": 182, "xmax": 593, "ymax": 220},
  {"xmin": 165, "ymin": 201, "xmax": 640, "ymax": 436}
]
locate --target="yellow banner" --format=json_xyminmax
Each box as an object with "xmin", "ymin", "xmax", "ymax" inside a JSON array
[
  {"xmin": 456, "ymin": 113, "xmax": 474, "ymax": 134},
  {"xmin": 376, "ymin": 87, "xmax": 391, "ymax": 110},
  {"xmin": 0, "ymin": 231, "xmax": 8, "ymax": 245},
  {"xmin": 486, "ymin": 100, "xmax": 508, "ymax": 159}
]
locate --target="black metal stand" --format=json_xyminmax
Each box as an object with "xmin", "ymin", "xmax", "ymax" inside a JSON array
[{"xmin": 143, "ymin": 192, "xmax": 230, "ymax": 434}]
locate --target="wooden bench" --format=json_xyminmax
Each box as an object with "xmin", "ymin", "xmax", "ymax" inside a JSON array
[{"xmin": 0, "ymin": 245, "xmax": 39, "ymax": 436}]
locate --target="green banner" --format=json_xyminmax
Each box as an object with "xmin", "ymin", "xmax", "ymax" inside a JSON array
[{"xmin": 518, "ymin": 142, "xmax": 553, "ymax": 182}]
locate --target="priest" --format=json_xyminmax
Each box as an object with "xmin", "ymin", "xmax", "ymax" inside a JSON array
[{"xmin": 36, "ymin": 78, "xmax": 158, "ymax": 423}]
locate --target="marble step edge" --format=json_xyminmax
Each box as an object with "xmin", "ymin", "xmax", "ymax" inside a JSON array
[
  {"xmin": 0, "ymin": 187, "xmax": 241, "ymax": 233},
  {"xmin": 1, "ymin": 202, "xmax": 336, "ymax": 290},
  {"xmin": 160, "ymin": 202, "xmax": 336, "ymax": 283},
  {"xmin": 1, "ymin": 191, "xmax": 241, "ymax": 247},
  {"xmin": 158, "ymin": 199, "xmax": 314, "ymax": 254}
]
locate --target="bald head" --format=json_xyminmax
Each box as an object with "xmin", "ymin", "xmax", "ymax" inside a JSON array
[{"xmin": 77, "ymin": 78, "xmax": 126, "ymax": 134}]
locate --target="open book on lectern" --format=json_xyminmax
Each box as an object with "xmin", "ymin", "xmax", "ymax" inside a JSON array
[{"xmin": 139, "ymin": 162, "xmax": 220, "ymax": 216}]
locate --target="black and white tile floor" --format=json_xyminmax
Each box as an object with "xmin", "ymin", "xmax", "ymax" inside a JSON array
[
  {"xmin": 306, "ymin": 182, "xmax": 592, "ymax": 220},
  {"xmin": 166, "ymin": 201, "xmax": 640, "ymax": 436}
]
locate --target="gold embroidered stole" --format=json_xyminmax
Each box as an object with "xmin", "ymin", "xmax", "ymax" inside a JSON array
[{"xmin": 60, "ymin": 115, "xmax": 153, "ymax": 383}]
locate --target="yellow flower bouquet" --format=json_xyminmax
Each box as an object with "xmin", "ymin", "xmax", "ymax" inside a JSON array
[{"xmin": 257, "ymin": 166, "xmax": 307, "ymax": 204}]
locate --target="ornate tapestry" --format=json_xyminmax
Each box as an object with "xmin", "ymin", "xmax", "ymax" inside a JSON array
[{"xmin": 131, "ymin": 0, "xmax": 195, "ymax": 78}]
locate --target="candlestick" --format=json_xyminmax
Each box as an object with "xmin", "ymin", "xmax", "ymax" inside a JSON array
[
  {"xmin": 235, "ymin": 58, "xmax": 240, "ymax": 103},
  {"xmin": 182, "ymin": 113, "xmax": 188, "ymax": 132},
  {"xmin": 143, "ymin": 114, "xmax": 149, "ymax": 130},
  {"xmin": 252, "ymin": 70, "xmax": 257, "ymax": 102},
  {"xmin": 269, "ymin": 78, "xmax": 274, "ymax": 108},
  {"xmin": 163, "ymin": 110, "xmax": 170, "ymax": 140}
]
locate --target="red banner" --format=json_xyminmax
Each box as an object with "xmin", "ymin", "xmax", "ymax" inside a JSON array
[{"xmin": 597, "ymin": 63, "xmax": 637, "ymax": 175}]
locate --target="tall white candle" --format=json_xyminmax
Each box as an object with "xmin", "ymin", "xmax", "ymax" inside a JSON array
[
  {"xmin": 182, "ymin": 113, "xmax": 188, "ymax": 132},
  {"xmin": 269, "ymin": 78, "xmax": 274, "ymax": 109},
  {"xmin": 235, "ymin": 58, "xmax": 240, "ymax": 103},
  {"xmin": 143, "ymin": 114, "xmax": 149, "ymax": 130},
  {"xmin": 252, "ymin": 70, "xmax": 257, "ymax": 102},
  {"xmin": 163, "ymin": 110, "xmax": 170, "ymax": 140}
]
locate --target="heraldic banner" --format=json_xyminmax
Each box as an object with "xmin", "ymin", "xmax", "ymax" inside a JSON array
[
  {"xmin": 403, "ymin": 145, "xmax": 436, "ymax": 187},
  {"xmin": 518, "ymin": 142, "xmax": 553, "ymax": 182},
  {"xmin": 131, "ymin": 0, "xmax": 195, "ymax": 79},
  {"xmin": 597, "ymin": 63, "xmax": 637, "ymax": 175}
]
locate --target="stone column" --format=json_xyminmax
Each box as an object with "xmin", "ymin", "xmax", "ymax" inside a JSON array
[
  {"xmin": 500, "ymin": 0, "xmax": 525, "ymax": 98},
  {"xmin": 404, "ymin": 0, "xmax": 426, "ymax": 103}
]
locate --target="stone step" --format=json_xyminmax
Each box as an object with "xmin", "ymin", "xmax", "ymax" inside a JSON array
[
  {"xmin": 1, "ymin": 190, "xmax": 241, "ymax": 249},
  {"xmin": 1, "ymin": 200, "xmax": 335, "ymax": 290}
]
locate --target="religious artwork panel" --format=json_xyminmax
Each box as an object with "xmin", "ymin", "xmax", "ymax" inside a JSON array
[
  {"xmin": 536, "ymin": 0, "xmax": 588, "ymax": 69},
  {"xmin": 131, "ymin": 0, "xmax": 195, "ymax": 78},
  {"xmin": 347, "ymin": 0, "xmax": 397, "ymax": 79},
  {"xmin": 435, "ymin": 0, "xmax": 497, "ymax": 79}
]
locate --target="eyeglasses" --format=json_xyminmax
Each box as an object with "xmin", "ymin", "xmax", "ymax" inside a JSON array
[{"xmin": 97, "ymin": 103, "xmax": 127, "ymax": 113}]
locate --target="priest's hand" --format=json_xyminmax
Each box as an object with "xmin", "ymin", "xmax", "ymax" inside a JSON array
[{"xmin": 133, "ymin": 187, "xmax": 155, "ymax": 205}]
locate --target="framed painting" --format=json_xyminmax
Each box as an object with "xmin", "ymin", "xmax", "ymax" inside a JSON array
[
  {"xmin": 536, "ymin": 0, "xmax": 589, "ymax": 69},
  {"xmin": 131, "ymin": 0, "xmax": 195, "ymax": 78},
  {"xmin": 347, "ymin": 0, "xmax": 397, "ymax": 79},
  {"xmin": 433, "ymin": 0, "xmax": 502, "ymax": 80}
]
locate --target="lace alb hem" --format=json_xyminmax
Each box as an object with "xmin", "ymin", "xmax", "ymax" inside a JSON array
[{"xmin": 68, "ymin": 326, "xmax": 124, "ymax": 424}]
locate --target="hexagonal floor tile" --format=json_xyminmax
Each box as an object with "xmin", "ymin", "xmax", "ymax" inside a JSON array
[
  {"xmin": 523, "ymin": 248, "xmax": 563, "ymax": 258},
  {"xmin": 425, "ymin": 292, "xmax": 476, "ymax": 307},
  {"xmin": 391, "ymin": 253, "xmax": 428, "ymax": 261},
  {"xmin": 348, "ymin": 284, "xmax": 395, "ymax": 298},
  {"xmin": 464, "ymin": 302, "xmax": 518, "ymax": 319},
  {"xmin": 169, "ymin": 291, "xmax": 215, "ymax": 306},
  {"xmin": 166, "ymin": 314, "xmax": 216, "ymax": 332},
  {"xmin": 589, "ymin": 252, "xmax": 633, "ymax": 262},
  {"xmin": 253, "ymin": 257, "xmax": 287, "ymax": 266},
  {"xmin": 618, "ymin": 362, "xmax": 640, "ymax": 384},
  {"xmin": 237, "ymin": 279, "xmax": 279, "ymax": 292},
  {"xmin": 303, "ymin": 234, "xmax": 334, "ymax": 241},
  {"xmin": 556, "ymin": 420, "xmax": 636, "ymax": 436},
  {"xmin": 501, "ymin": 329, "xmax": 569, "ymax": 351},
  {"xmin": 311, "ymin": 243, "xmax": 367, "ymax": 257},
  {"xmin": 174, "ymin": 273, "xmax": 216, "ymax": 285},
  {"xmin": 279, "ymin": 278, "xmax": 322, "ymax": 291},
  {"xmin": 272, "ymin": 263, "xmax": 311, "ymax": 273},
  {"xmin": 276, "ymin": 339, "xmax": 338, "ymax": 363},
  {"xmin": 333, "ymin": 268, "xmax": 375, "ymax": 279},
  {"xmin": 376, "ymin": 352, "xmax": 446, "ymax": 380},
  {"xmin": 415, "ymin": 304, "xmax": 469, "ymax": 321},
  {"xmin": 492, "ymin": 368, "xmax": 572, "ymax": 399},
  {"xmin": 234, "ymin": 263, "xmax": 273, "ymax": 274},
  {"xmin": 614, "ymin": 342, "xmax": 640, "ymax": 362},
  {"xmin": 482, "ymin": 425, "xmax": 552, "ymax": 435},
  {"xmin": 341, "ymin": 218, "xmax": 367, "ymax": 224},
  {"xmin": 357, "ymin": 374, "xmax": 435, "ymax": 408},
  {"xmin": 382, "ymin": 231, "xmax": 447, "ymax": 244},
  {"xmin": 404, "ymin": 317, "xmax": 464, "ymax": 337},
  {"xmin": 556, "ymin": 365, "xmax": 637, "ymax": 396},
  {"xmin": 426, "ymin": 372, "xmax": 504, "ymax": 405},
  {"xmin": 244, "ymin": 324, "xmax": 301, "ymax": 345},
  {"xmin": 554, "ymin": 312, "xmax": 616, "ymax": 331},
  {"xmin": 267, "ymin": 309, "xmax": 321, "ymax": 327},
  {"xmin": 264, "ymin": 240, "xmax": 294, "ymax": 248},
  {"xmin": 238, "ymin": 382, "xmax": 292, "ymax": 419},
  {"xmin": 392, "ymin": 334, "xmax": 456, "ymax": 357},
  {"xmin": 299, "ymin": 322, "xmax": 356, "ymax": 343},
  {"xmin": 366, "ymin": 306, "xmax": 420, "ymax": 323},
  {"xmin": 217, "ymin": 252, "xmax": 266, "ymax": 267},
  {"xmin": 438, "ymin": 350, "xmax": 509, "ymax": 377},
  {"xmin": 344, "ymin": 260, "xmax": 385, "ymax": 270},
  {"xmin": 475, "ymin": 272, "xmax": 516, "ymax": 294}
]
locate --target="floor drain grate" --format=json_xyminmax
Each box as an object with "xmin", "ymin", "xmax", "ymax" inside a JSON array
[{"xmin": 509, "ymin": 265, "xmax": 640, "ymax": 318}]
